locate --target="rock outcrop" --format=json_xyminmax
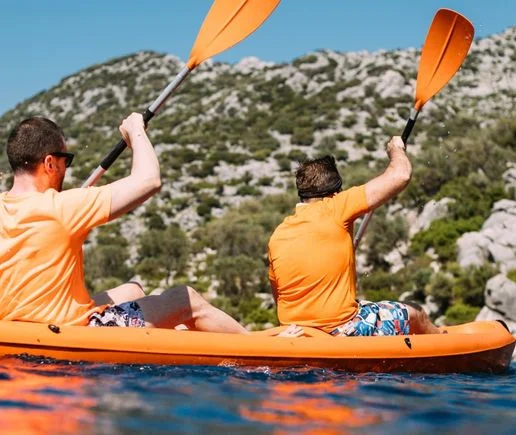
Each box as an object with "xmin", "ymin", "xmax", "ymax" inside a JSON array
[
  {"xmin": 409, "ymin": 198, "xmax": 455, "ymax": 237},
  {"xmin": 476, "ymin": 274, "xmax": 516, "ymax": 359},
  {"xmin": 457, "ymin": 199, "xmax": 516, "ymax": 273}
]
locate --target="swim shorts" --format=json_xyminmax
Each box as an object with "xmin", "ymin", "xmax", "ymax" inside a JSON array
[
  {"xmin": 88, "ymin": 301, "xmax": 146, "ymax": 327},
  {"xmin": 330, "ymin": 300, "xmax": 410, "ymax": 336}
]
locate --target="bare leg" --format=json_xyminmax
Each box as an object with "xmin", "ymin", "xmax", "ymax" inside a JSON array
[
  {"xmin": 405, "ymin": 304, "xmax": 442, "ymax": 334},
  {"xmin": 136, "ymin": 285, "xmax": 250, "ymax": 334},
  {"xmin": 92, "ymin": 281, "xmax": 145, "ymax": 305}
]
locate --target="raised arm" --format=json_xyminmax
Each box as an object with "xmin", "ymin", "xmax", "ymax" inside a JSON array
[
  {"xmin": 364, "ymin": 136, "xmax": 412, "ymax": 210},
  {"xmin": 107, "ymin": 113, "xmax": 161, "ymax": 220}
]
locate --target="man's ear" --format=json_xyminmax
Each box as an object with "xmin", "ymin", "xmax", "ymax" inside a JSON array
[{"xmin": 43, "ymin": 155, "xmax": 56, "ymax": 173}]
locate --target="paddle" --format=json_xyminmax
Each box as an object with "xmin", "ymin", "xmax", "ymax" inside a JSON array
[
  {"xmin": 82, "ymin": 0, "xmax": 281, "ymax": 188},
  {"xmin": 353, "ymin": 8, "xmax": 474, "ymax": 248}
]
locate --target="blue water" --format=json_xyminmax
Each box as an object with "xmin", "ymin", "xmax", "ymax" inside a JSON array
[{"xmin": 0, "ymin": 356, "xmax": 514, "ymax": 434}]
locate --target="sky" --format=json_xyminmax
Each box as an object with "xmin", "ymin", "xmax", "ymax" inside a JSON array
[{"xmin": 0, "ymin": 0, "xmax": 515, "ymax": 115}]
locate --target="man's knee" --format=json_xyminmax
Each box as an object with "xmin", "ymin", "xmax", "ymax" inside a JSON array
[
  {"xmin": 406, "ymin": 304, "xmax": 435, "ymax": 334},
  {"xmin": 161, "ymin": 285, "xmax": 208, "ymax": 312},
  {"xmin": 126, "ymin": 281, "xmax": 146, "ymax": 300},
  {"xmin": 403, "ymin": 301, "xmax": 423, "ymax": 312},
  {"xmin": 407, "ymin": 305, "xmax": 425, "ymax": 320},
  {"xmin": 185, "ymin": 286, "xmax": 210, "ymax": 313}
]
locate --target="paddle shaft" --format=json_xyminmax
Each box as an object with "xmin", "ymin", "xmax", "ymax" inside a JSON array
[
  {"xmin": 81, "ymin": 65, "xmax": 191, "ymax": 188},
  {"xmin": 353, "ymin": 109, "xmax": 420, "ymax": 248}
]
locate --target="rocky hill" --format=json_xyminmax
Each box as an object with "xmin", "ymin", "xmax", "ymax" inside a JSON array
[{"xmin": 1, "ymin": 27, "xmax": 515, "ymax": 327}]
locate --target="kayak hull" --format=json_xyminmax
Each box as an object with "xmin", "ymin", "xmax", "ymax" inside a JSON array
[{"xmin": 0, "ymin": 320, "xmax": 514, "ymax": 373}]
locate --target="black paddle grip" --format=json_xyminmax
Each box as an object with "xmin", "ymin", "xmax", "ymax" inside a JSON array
[
  {"xmin": 143, "ymin": 108, "xmax": 155, "ymax": 126},
  {"xmin": 401, "ymin": 117, "xmax": 416, "ymax": 145},
  {"xmin": 100, "ymin": 109, "xmax": 156, "ymax": 170},
  {"xmin": 100, "ymin": 139, "xmax": 127, "ymax": 170}
]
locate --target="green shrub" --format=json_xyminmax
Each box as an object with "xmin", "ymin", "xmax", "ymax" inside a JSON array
[
  {"xmin": 276, "ymin": 156, "xmax": 292, "ymax": 172},
  {"xmin": 236, "ymin": 185, "xmax": 261, "ymax": 196},
  {"xmin": 342, "ymin": 115, "xmax": 357, "ymax": 128},
  {"xmin": 293, "ymin": 54, "xmax": 318, "ymax": 67},
  {"xmin": 85, "ymin": 244, "xmax": 132, "ymax": 292},
  {"xmin": 316, "ymin": 135, "xmax": 337, "ymax": 157},
  {"xmin": 410, "ymin": 217, "xmax": 484, "ymax": 263},
  {"xmin": 365, "ymin": 209, "xmax": 408, "ymax": 269},
  {"xmin": 425, "ymin": 272, "xmax": 454, "ymax": 311},
  {"xmin": 257, "ymin": 176, "xmax": 274, "ymax": 186},
  {"xmin": 287, "ymin": 149, "xmax": 308, "ymax": 162},
  {"xmin": 439, "ymin": 177, "xmax": 506, "ymax": 220},
  {"xmin": 365, "ymin": 116, "xmax": 380, "ymax": 129},
  {"xmin": 272, "ymin": 116, "xmax": 295, "ymax": 134},
  {"xmin": 444, "ymin": 303, "xmax": 481, "ymax": 325},
  {"xmin": 452, "ymin": 264, "xmax": 498, "ymax": 307},
  {"xmin": 291, "ymin": 126, "xmax": 314, "ymax": 146},
  {"xmin": 212, "ymin": 255, "xmax": 266, "ymax": 297},
  {"xmin": 136, "ymin": 225, "xmax": 190, "ymax": 286},
  {"xmin": 211, "ymin": 295, "xmax": 278, "ymax": 327},
  {"xmin": 334, "ymin": 149, "xmax": 349, "ymax": 162},
  {"xmin": 358, "ymin": 270, "xmax": 403, "ymax": 301}
]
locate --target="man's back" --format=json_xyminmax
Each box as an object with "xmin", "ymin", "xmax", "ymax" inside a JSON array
[
  {"xmin": 0, "ymin": 187, "xmax": 111, "ymax": 325},
  {"xmin": 268, "ymin": 185, "xmax": 368, "ymax": 332}
]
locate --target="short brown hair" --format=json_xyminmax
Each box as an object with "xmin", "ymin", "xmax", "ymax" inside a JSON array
[
  {"xmin": 296, "ymin": 155, "xmax": 342, "ymax": 200},
  {"xmin": 7, "ymin": 117, "xmax": 65, "ymax": 173}
]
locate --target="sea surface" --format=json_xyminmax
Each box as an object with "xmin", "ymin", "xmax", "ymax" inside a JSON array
[{"xmin": 0, "ymin": 356, "xmax": 514, "ymax": 434}]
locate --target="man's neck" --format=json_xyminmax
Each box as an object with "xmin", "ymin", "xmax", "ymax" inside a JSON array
[
  {"xmin": 300, "ymin": 197, "xmax": 324, "ymax": 204},
  {"xmin": 8, "ymin": 173, "xmax": 49, "ymax": 196}
]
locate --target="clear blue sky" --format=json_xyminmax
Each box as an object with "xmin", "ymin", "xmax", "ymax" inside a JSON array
[{"xmin": 0, "ymin": 0, "xmax": 514, "ymax": 115}]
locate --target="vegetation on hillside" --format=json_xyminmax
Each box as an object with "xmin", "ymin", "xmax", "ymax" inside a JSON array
[{"xmin": 1, "ymin": 29, "xmax": 515, "ymax": 328}]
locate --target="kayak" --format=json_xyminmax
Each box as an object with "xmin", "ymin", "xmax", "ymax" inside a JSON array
[{"xmin": 0, "ymin": 319, "xmax": 513, "ymax": 373}]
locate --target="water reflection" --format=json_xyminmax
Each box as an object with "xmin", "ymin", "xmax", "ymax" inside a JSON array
[
  {"xmin": 239, "ymin": 377, "xmax": 389, "ymax": 433},
  {"xmin": 0, "ymin": 357, "xmax": 97, "ymax": 434}
]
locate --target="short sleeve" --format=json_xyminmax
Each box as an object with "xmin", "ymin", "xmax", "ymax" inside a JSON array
[
  {"xmin": 331, "ymin": 185, "xmax": 369, "ymax": 223},
  {"xmin": 54, "ymin": 186, "xmax": 112, "ymax": 238}
]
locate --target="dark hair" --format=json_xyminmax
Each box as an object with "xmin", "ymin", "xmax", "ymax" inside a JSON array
[
  {"xmin": 296, "ymin": 155, "xmax": 342, "ymax": 200},
  {"xmin": 6, "ymin": 117, "xmax": 65, "ymax": 173}
]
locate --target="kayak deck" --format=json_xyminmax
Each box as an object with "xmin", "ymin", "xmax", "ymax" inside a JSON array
[{"xmin": 0, "ymin": 320, "xmax": 514, "ymax": 373}]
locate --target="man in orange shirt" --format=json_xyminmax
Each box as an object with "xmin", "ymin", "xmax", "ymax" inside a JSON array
[
  {"xmin": 268, "ymin": 137, "xmax": 441, "ymax": 336},
  {"xmin": 0, "ymin": 114, "xmax": 301, "ymax": 337}
]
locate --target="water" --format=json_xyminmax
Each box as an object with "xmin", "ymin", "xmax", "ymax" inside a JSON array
[{"xmin": 1, "ymin": 356, "xmax": 514, "ymax": 434}]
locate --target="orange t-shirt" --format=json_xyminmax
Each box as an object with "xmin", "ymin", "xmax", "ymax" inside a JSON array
[
  {"xmin": 0, "ymin": 186, "xmax": 112, "ymax": 326},
  {"xmin": 268, "ymin": 185, "xmax": 369, "ymax": 333}
]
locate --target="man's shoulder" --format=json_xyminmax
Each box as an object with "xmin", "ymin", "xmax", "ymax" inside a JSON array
[{"xmin": 56, "ymin": 185, "xmax": 111, "ymax": 199}]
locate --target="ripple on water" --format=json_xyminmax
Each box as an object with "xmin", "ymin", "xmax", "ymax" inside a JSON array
[{"xmin": 0, "ymin": 357, "xmax": 514, "ymax": 434}]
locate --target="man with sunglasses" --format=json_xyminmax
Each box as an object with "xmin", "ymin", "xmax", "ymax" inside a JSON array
[{"xmin": 0, "ymin": 115, "xmax": 302, "ymax": 337}]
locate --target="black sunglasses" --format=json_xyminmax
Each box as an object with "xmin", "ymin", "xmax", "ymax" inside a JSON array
[{"xmin": 50, "ymin": 151, "xmax": 75, "ymax": 168}]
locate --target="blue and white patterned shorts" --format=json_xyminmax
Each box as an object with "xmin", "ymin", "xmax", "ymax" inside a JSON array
[
  {"xmin": 330, "ymin": 300, "xmax": 410, "ymax": 336},
  {"xmin": 88, "ymin": 301, "xmax": 146, "ymax": 328}
]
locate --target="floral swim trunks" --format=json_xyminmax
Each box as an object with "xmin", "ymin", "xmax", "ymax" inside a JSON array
[
  {"xmin": 88, "ymin": 301, "xmax": 146, "ymax": 328},
  {"xmin": 330, "ymin": 300, "xmax": 410, "ymax": 336}
]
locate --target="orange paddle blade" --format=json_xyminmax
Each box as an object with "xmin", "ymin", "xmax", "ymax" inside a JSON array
[
  {"xmin": 187, "ymin": 0, "xmax": 280, "ymax": 69},
  {"xmin": 415, "ymin": 8, "xmax": 474, "ymax": 111}
]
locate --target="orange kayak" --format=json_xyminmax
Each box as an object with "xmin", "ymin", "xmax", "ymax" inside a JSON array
[{"xmin": 0, "ymin": 320, "xmax": 513, "ymax": 373}]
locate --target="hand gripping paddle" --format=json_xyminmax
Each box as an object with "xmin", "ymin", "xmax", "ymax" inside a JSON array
[
  {"xmin": 83, "ymin": 0, "xmax": 281, "ymax": 187},
  {"xmin": 353, "ymin": 9, "xmax": 474, "ymax": 248}
]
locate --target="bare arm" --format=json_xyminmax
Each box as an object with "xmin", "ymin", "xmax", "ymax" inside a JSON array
[
  {"xmin": 107, "ymin": 113, "xmax": 161, "ymax": 220},
  {"xmin": 364, "ymin": 136, "xmax": 411, "ymax": 210}
]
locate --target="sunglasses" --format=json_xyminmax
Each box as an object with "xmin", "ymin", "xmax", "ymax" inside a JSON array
[{"xmin": 50, "ymin": 151, "xmax": 75, "ymax": 168}]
